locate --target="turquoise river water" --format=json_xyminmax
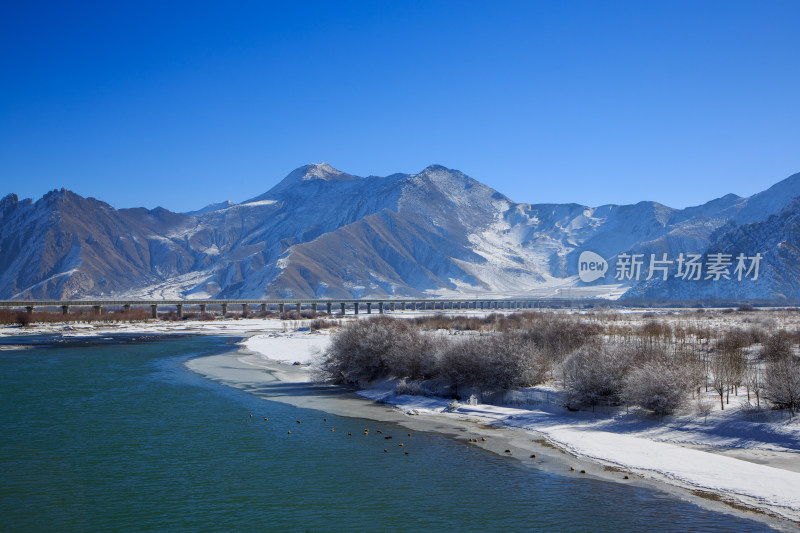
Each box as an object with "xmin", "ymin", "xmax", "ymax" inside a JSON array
[{"xmin": 0, "ymin": 334, "xmax": 776, "ymax": 531}]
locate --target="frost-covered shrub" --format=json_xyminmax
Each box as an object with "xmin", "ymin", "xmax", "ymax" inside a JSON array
[
  {"xmin": 317, "ymin": 315, "xmax": 560, "ymax": 393},
  {"xmin": 315, "ymin": 317, "xmax": 395, "ymax": 384},
  {"xmin": 383, "ymin": 323, "xmax": 443, "ymax": 381},
  {"xmin": 470, "ymin": 331, "xmax": 548, "ymax": 390},
  {"xmin": 562, "ymin": 344, "xmax": 635, "ymax": 407},
  {"xmin": 315, "ymin": 317, "xmax": 442, "ymax": 385},
  {"xmin": 395, "ymin": 378, "xmax": 427, "ymax": 396},
  {"xmin": 764, "ymin": 354, "xmax": 800, "ymax": 415},
  {"xmin": 438, "ymin": 331, "xmax": 549, "ymax": 393},
  {"xmin": 622, "ymin": 355, "xmax": 696, "ymax": 416},
  {"xmin": 438, "ymin": 336, "xmax": 490, "ymax": 390}
]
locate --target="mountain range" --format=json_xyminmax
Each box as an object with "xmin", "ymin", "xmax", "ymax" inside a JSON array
[{"xmin": 2, "ymin": 163, "xmax": 799, "ymax": 301}]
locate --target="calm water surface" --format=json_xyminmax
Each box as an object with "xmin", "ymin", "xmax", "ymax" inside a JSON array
[{"xmin": 0, "ymin": 334, "xmax": 774, "ymax": 532}]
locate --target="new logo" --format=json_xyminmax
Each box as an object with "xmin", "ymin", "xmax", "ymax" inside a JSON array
[{"xmin": 578, "ymin": 251, "xmax": 608, "ymax": 283}]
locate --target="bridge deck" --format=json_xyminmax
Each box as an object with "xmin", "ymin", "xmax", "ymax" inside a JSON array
[{"xmin": 0, "ymin": 298, "xmax": 559, "ymax": 307}]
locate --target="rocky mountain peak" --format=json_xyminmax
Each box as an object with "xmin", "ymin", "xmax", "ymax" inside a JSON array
[{"xmin": 288, "ymin": 162, "xmax": 356, "ymax": 183}]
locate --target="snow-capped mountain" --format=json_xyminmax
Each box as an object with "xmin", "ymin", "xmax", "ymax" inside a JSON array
[
  {"xmin": 632, "ymin": 196, "xmax": 800, "ymax": 300},
  {"xmin": 1, "ymin": 164, "xmax": 799, "ymax": 301}
]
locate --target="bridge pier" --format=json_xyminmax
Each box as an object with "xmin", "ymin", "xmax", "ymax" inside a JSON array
[
  {"xmin": 378, "ymin": 302, "xmax": 384, "ymax": 314},
  {"xmin": 241, "ymin": 303, "xmax": 248, "ymax": 317},
  {"xmin": 296, "ymin": 303, "xmax": 302, "ymax": 315},
  {"xmin": 199, "ymin": 304, "xmax": 207, "ymax": 314},
  {"xmin": 390, "ymin": 302, "xmax": 395, "ymax": 312},
  {"xmin": 62, "ymin": 305, "xmax": 70, "ymax": 315},
  {"xmin": 26, "ymin": 306, "xmax": 34, "ymax": 315},
  {"xmin": 278, "ymin": 303, "xmax": 285, "ymax": 314},
  {"xmin": 340, "ymin": 302, "xmax": 346, "ymax": 315},
  {"xmin": 326, "ymin": 302, "xmax": 332, "ymax": 315},
  {"xmin": 150, "ymin": 304, "xmax": 158, "ymax": 319},
  {"xmin": 221, "ymin": 303, "xmax": 228, "ymax": 316},
  {"xmin": 261, "ymin": 303, "xmax": 267, "ymax": 313},
  {"xmin": 93, "ymin": 305, "xmax": 103, "ymax": 315},
  {"xmin": 354, "ymin": 303, "xmax": 359, "ymax": 315},
  {"xmin": 366, "ymin": 302, "xmax": 372, "ymax": 314},
  {"xmin": 312, "ymin": 303, "xmax": 318, "ymax": 314},
  {"xmin": 176, "ymin": 304, "xmax": 183, "ymax": 318}
]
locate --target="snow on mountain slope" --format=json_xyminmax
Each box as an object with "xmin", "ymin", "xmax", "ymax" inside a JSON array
[
  {"xmin": 634, "ymin": 196, "xmax": 800, "ymax": 300},
  {"xmin": 2, "ymin": 165, "xmax": 800, "ymax": 300},
  {"xmin": 733, "ymin": 172, "xmax": 800, "ymax": 225},
  {"xmin": 0, "ymin": 190, "xmax": 200, "ymax": 299}
]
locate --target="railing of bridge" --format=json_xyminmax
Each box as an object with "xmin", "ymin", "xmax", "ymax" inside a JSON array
[{"xmin": 0, "ymin": 298, "xmax": 564, "ymax": 317}]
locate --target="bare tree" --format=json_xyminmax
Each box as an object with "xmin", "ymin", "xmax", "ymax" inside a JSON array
[
  {"xmin": 709, "ymin": 347, "xmax": 746, "ymax": 409},
  {"xmin": 709, "ymin": 353, "xmax": 729, "ymax": 411},
  {"xmin": 760, "ymin": 331, "xmax": 793, "ymax": 361},
  {"xmin": 696, "ymin": 395, "xmax": 714, "ymax": 423},
  {"xmin": 745, "ymin": 362, "xmax": 763, "ymax": 408}
]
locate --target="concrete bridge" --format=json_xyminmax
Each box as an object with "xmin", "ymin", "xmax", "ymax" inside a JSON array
[{"xmin": 0, "ymin": 298, "xmax": 557, "ymax": 319}]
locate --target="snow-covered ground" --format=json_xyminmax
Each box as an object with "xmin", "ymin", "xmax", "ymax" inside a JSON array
[{"xmin": 241, "ymin": 330, "xmax": 331, "ymax": 364}]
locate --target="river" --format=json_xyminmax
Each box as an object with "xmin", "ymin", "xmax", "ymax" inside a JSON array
[{"xmin": 0, "ymin": 334, "xmax": 775, "ymax": 531}]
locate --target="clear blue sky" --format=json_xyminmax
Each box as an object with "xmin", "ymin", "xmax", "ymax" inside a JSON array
[{"xmin": 2, "ymin": 1, "xmax": 799, "ymax": 212}]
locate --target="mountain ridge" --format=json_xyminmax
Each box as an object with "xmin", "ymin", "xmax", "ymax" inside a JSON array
[{"xmin": 2, "ymin": 164, "xmax": 799, "ymax": 301}]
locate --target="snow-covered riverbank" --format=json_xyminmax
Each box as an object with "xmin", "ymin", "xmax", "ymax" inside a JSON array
[
  {"xmin": 236, "ymin": 321, "xmax": 800, "ymax": 525},
  {"xmin": 240, "ymin": 322, "xmax": 800, "ymax": 526},
  {"xmin": 4, "ymin": 315, "xmax": 800, "ymax": 527}
]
